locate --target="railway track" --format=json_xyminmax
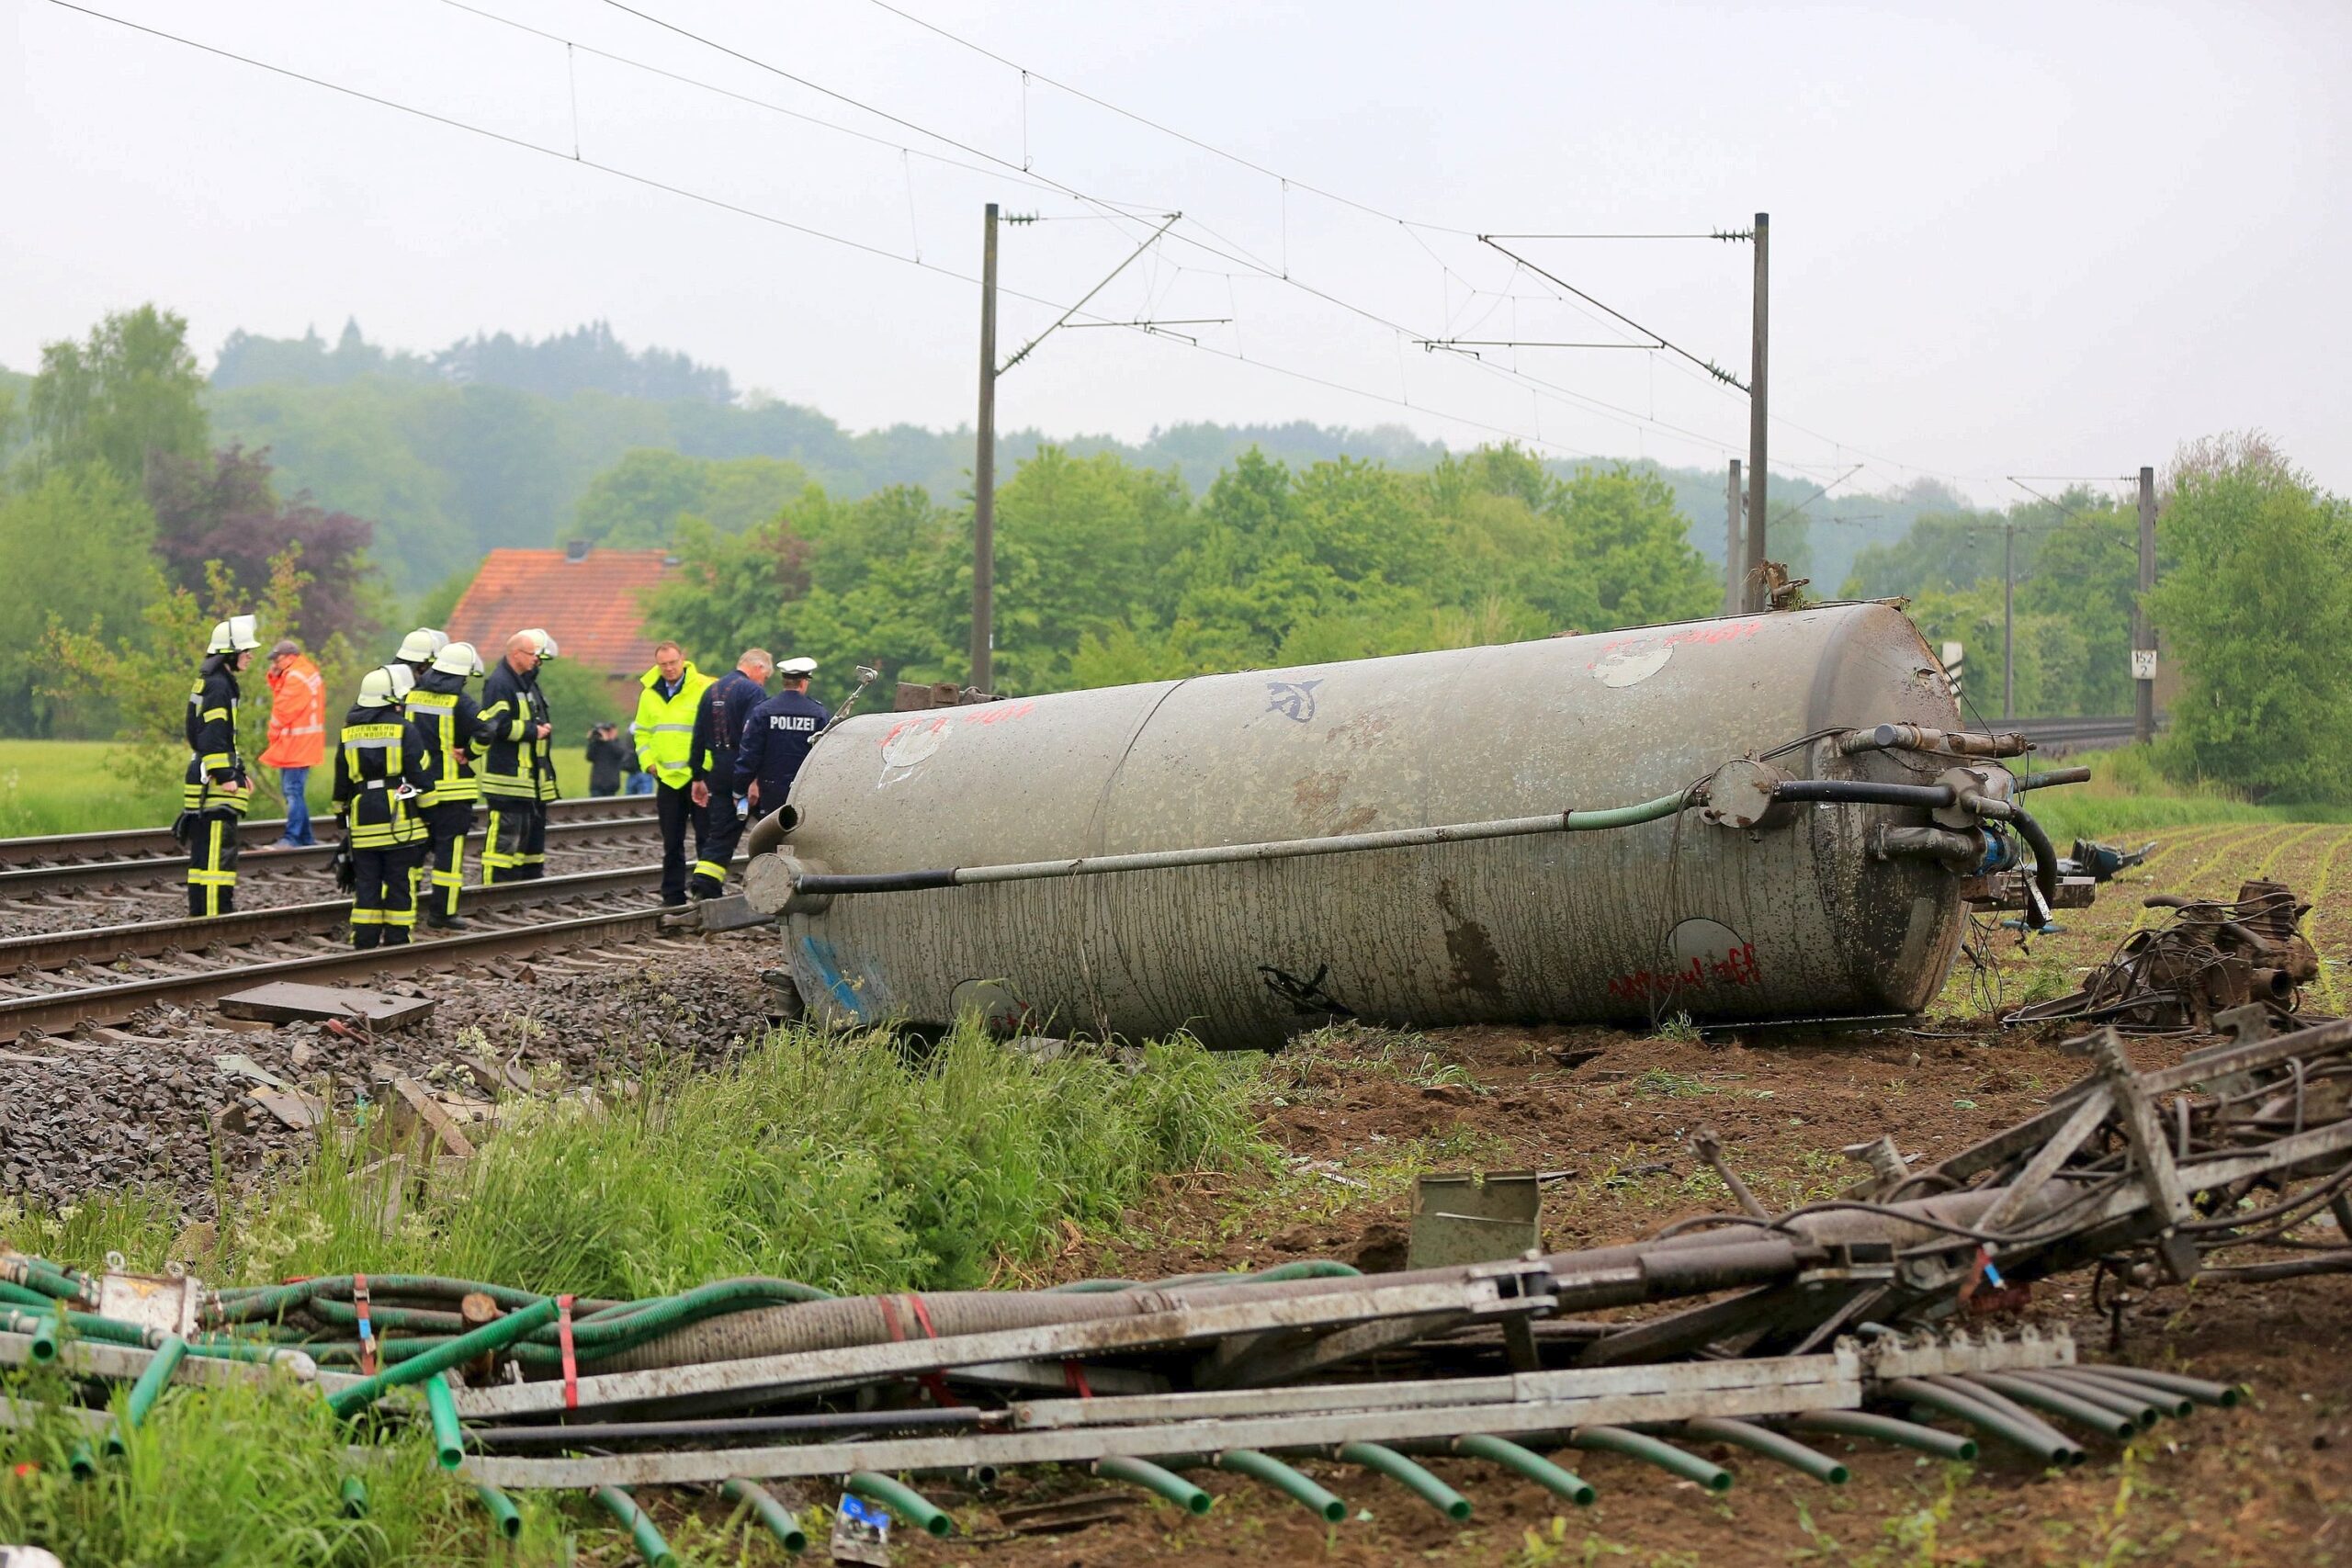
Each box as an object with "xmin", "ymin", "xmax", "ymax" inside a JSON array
[
  {"xmin": 0, "ymin": 797, "xmax": 657, "ymax": 899},
  {"xmin": 0, "ymin": 863, "xmax": 688, "ymax": 1037}
]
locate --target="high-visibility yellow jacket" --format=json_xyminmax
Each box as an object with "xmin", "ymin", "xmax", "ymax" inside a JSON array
[{"xmin": 632, "ymin": 662, "xmax": 716, "ymax": 789}]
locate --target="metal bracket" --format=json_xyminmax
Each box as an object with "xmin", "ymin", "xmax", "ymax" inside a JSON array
[{"xmin": 2090, "ymin": 1028, "xmax": 2200, "ymax": 1281}]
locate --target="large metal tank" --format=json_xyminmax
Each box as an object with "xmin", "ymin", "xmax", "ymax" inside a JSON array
[{"xmin": 752, "ymin": 604, "xmax": 1979, "ymax": 1048}]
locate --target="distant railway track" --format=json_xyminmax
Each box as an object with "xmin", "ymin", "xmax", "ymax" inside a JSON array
[
  {"xmin": 0, "ymin": 863, "xmax": 680, "ymax": 1037},
  {"xmin": 0, "ymin": 797, "xmax": 657, "ymax": 897},
  {"xmin": 2009, "ymin": 716, "xmax": 2143, "ymax": 753}
]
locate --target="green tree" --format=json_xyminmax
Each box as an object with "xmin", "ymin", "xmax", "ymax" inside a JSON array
[
  {"xmin": 2146, "ymin": 442, "xmax": 2352, "ymax": 801},
  {"xmin": 24, "ymin": 305, "xmax": 209, "ymax": 489},
  {"xmin": 571, "ymin": 449, "xmax": 812, "ymax": 548},
  {"xmin": 0, "ymin": 468, "xmax": 164, "ymax": 736}
]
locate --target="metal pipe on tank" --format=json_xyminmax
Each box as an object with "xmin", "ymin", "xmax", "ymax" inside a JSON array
[{"xmin": 749, "ymin": 604, "xmax": 2005, "ymax": 1047}]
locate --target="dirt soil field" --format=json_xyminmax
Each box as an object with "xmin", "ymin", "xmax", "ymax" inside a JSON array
[{"xmin": 842, "ymin": 825, "xmax": 2352, "ymax": 1568}]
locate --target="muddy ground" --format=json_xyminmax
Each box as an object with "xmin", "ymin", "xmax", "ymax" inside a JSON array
[{"xmin": 846, "ymin": 822, "xmax": 2352, "ymax": 1568}]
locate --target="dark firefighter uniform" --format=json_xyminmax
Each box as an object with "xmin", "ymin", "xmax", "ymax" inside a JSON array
[
  {"xmin": 686, "ymin": 665, "xmax": 769, "ymax": 898},
  {"xmin": 183, "ymin": 631, "xmax": 255, "ymax": 917},
  {"xmin": 331, "ymin": 682, "xmax": 434, "ymax": 947},
  {"xmin": 405, "ymin": 643, "xmax": 496, "ymax": 926},
  {"xmin": 479, "ymin": 637, "xmax": 558, "ymax": 882},
  {"xmin": 735, "ymin": 687, "xmax": 830, "ymax": 824}
]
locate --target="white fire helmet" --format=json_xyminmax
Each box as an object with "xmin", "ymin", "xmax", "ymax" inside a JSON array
[
  {"xmin": 356, "ymin": 667, "xmax": 401, "ymax": 707},
  {"xmin": 395, "ymin": 627, "xmax": 448, "ymax": 663},
  {"xmin": 432, "ymin": 641, "xmax": 486, "ymax": 679},
  {"xmin": 206, "ymin": 615, "xmax": 261, "ymax": 655}
]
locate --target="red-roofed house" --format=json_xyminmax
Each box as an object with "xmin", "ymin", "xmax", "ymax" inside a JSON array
[{"xmin": 447, "ymin": 544, "xmax": 684, "ymax": 711}]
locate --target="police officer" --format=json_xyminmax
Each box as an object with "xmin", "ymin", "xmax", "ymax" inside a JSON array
[
  {"xmin": 393, "ymin": 627, "xmax": 447, "ymax": 684},
  {"xmin": 686, "ymin": 648, "xmax": 773, "ymax": 899},
  {"xmin": 632, "ymin": 640, "xmax": 716, "ymax": 908},
  {"xmin": 331, "ymin": 666, "xmax": 433, "ymax": 948},
  {"xmin": 184, "ymin": 614, "xmax": 261, "ymax": 916},
  {"xmin": 734, "ymin": 656, "xmax": 829, "ymax": 824},
  {"xmin": 479, "ymin": 629, "xmax": 558, "ymax": 882},
  {"xmin": 407, "ymin": 640, "xmax": 496, "ymax": 929}
]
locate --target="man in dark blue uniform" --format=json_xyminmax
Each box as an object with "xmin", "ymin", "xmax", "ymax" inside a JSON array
[
  {"xmin": 685, "ymin": 647, "xmax": 774, "ymax": 898},
  {"xmin": 734, "ymin": 656, "xmax": 829, "ymax": 825}
]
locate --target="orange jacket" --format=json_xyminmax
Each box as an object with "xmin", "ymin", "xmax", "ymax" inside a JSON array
[{"xmin": 259, "ymin": 654, "xmax": 326, "ymax": 769}]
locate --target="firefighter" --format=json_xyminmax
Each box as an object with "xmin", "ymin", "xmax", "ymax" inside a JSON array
[
  {"xmin": 686, "ymin": 648, "xmax": 774, "ymax": 899},
  {"xmin": 407, "ymin": 639, "xmax": 496, "ymax": 929},
  {"xmin": 479, "ymin": 628, "xmax": 558, "ymax": 883},
  {"xmin": 330, "ymin": 666, "xmax": 433, "ymax": 948},
  {"xmin": 734, "ymin": 656, "xmax": 829, "ymax": 825},
  {"xmin": 393, "ymin": 627, "xmax": 447, "ymax": 683},
  {"xmin": 183, "ymin": 615, "xmax": 262, "ymax": 917},
  {"xmin": 632, "ymin": 640, "xmax": 717, "ymax": 907}
]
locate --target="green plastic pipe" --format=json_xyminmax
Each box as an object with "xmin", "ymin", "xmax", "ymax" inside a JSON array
[
  {"xmin": 1885, "ymin": 1378, "xmax": 2079, "ymax": 1467},
  {"xmin": 1788, "ymin": 1409, "xmax": 1976, "ymax": 1461},
  {"xmin": 0, "ymin": 1281, "xmax": 52, "ymax": 1312},
  {"xmin": 722, "ymin": 1477, "xmax": 809, "ymax": 1554},
  {"xmin": 1214, "ymin": 1450, "xmax": 1345, "ymax": 1521},
  {"xmin": 2087, "ymin": 1364, "xmax": 2245, "ymax": 1409},
  {"xmin": 2026, "ymin": 1368, "xmax": 2167, "ymax": 1425},
  {"xmin": 66, "ymin": 1440, "xmax": 96, "ymax": 1482},
  {"xmin": 1454, "ymin": 1434, "xmax": 1596, "ymax": 1505},
  {"xmin": 326, "ymin": 1297, "xmax": 558, "ymax": 1417},
  {"xmin": 1928, "ymin": 1373, "xmax": 2121, "ymax": 1450},
  {"xmin": 1096, "ymin": 1455, "xmax": 1212, "ymax": 1516},
  {"xmin": 340, "ymin": 1475, "xmax": 369, "ymax": 1518},
  {"xmin": 594, "ymin": 1485, "xmax": 678, "ymax": 1566},
  {"xmin": 105, "ymin": 1334, "xmax": 187, "ymax": 1456},
  {"xmin": 28, "ymin": 1310, "xmax": 58, "ymax": 1365},
  {"xmin": 1338, "ymin": 1440, "xmax": 1472, "ymax": 1520},
  {"xmin": 1966, "ymin": 1372, "xmax": 2136, "ymax": 1440},
  {"xmin": 424, "ymin": 1374, "xmax": 466, "ymax": 1471},
  {"xmin": 1683, "ymin": 1417, "xmax": 1847, "ymax": 1485},
  {"xmin": 2058, "ymin": 1367, "xmax": 2193, "ymax": 1419},
  {"xmin": 1568, "ymin": 1427, "xmax": 1732, "ymax": 1492},
  {"xmin": 474, "ymin": 1483, "xmax": 523, "ymax": 1541},
  {"xmin": 847, "ymin": 1472, "xmax": 955, "ymax": 1537}
]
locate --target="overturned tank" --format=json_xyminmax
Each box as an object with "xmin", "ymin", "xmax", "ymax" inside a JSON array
[{"xmin": 743, "ymin": 604, "xmax": 2063, "ymax": 1047}]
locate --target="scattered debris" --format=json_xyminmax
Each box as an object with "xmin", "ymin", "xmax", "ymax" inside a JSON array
[
  {"xmin": 2011, "ymin": 879, "xmax": 2320, "ymax": 1029},
  {"xmin": 218, "ymin": 981, "xmax": 436, "ymax": 1030}
]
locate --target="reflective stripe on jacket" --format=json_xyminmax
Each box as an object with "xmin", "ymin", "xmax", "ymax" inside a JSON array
[
  {"xmin": 332, "ymin": 714, "xmax": 431, "ymax": 847},
  {"xmin": 479, "ymin": 660, "xmax": 556, "ymax": 801},
  {"xmin": 632, "ymin": 662, "xmax": 715, "ymax": 788},
  {"xmin": 184, "ymin": 660, "xmax": 248, "ymax": 815},
  {"xmin": 259, "ymin": 656, "xmax": 326, "ymax": 768},
  {"xmin": 405, "ymin": 682, "xmax": 492, "ymax": 807}
]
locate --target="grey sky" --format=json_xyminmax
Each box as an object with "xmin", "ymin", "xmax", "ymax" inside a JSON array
[{"xmin": 6, "ymin": 0, "xmax": 2346, "ymax": 503}]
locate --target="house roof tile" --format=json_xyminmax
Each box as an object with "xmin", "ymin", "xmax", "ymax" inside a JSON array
[{"xmin": 447, "ymin": 548, "xmax": 682, "ymax": 677}]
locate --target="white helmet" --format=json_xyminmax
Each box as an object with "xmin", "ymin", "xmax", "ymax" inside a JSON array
[
  {"xmin": 396, "ymin": 627, "xmax": 447, "ymax": 664},
  {"xmin": 432, "ymin": 641, "xmax": 485, "ymax": 678},
  {"xmin": 356, "ymin": 667, "xmax": 401, "ymax": 707},
  {"xmin": 778, "ymin": 656, "xmax": 818, "ymax": 678},
  {"xmin": 206, "ymin": 615, "xmax": 261, "ymax": 655},
  {"xmin": 522, "ymin": 628, "xmax": 560, "ymax": 661},
  {"xmin": 379, "ymin": 663, "xmax": 417, "ymax": 700}
]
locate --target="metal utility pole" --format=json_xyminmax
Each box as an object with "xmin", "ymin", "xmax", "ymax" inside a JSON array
[
  {"xmin": 2002, "ymin": 524, "xmax": 2015, "ymax": 721},
  {"xmin": 2134, "ymin": 464, "xmax": 2157, "ymax": 743},
  {"xmin": 1742, "ymin": 212, "xmax": 1770, "ymax": 611},
  {"xmin": 1724, "ymin": 459, "xmax": 1743, "ymax": 614},
  {"xmin": 971, "ymin": 202, "xmax": 1001, "ymax": 694}
]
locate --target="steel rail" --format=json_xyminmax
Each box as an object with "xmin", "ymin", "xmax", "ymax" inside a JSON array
[
  {"xmin": 0, "ymin": 807, "xmax": 658, "ymax": 896},
  {"xmin": 0, "ymin": 863, "xmax": 668, "ymax": 975},
  {"xmin": 0, "ymin": 794, "xmax": 654, "ymax": 868},
  {"xmin": 0, "ymin": 902, "xmax": 675, "ymax": 1037}
]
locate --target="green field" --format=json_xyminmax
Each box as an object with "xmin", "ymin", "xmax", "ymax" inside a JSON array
[{"xmin": 0, "ymin": 739, "xmax": 598, "ymax": 838}]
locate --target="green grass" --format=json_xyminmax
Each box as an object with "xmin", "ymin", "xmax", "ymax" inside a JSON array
[
  {"xmin": 2027, "ymin": 742, "xmax": 2352, "ymax": 841},
  {"xmin": 17, "ymin": 1021, "xmax": 1270, "ymax": 1301},
  {"xmin": 0, "ymin": 1366, "xmax": 565, "ymax": 1567},
  {"xmin": 0, "ymin": 737, "xmax": 600, "ymax": 838}
]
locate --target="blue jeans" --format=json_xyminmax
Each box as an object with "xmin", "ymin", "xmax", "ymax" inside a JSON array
[
  {"xmin": 278, "ymin": 767, "xmax": 315, "ymax": 845},
  {"xmin": 625, "ymin": 773, "xmax": 655, "ymax": 795}
]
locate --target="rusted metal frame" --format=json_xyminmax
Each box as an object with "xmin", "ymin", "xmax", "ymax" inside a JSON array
[
  {"xmin": 1195, "ymin": 1309, "xmax": 1473, "ymax": 1389},
  {"xmin": 2088, "ymin": 1031, "xmax": 2200, "ymax": 1279},
  {"xmin": 451, "ymin": 1274, "xmax": 1544, "ymax": 1420},
  {"xmin": 460, "ymin": 1355, "xmax": 1865, "ymax": 1490},
  {"xmin": 0, "ymin": 863, "xmax": 667, "ymax": 975},
  {"xmin": 1577, "ymin": 1283, "xmax": 1804, "ymax": 1368},
  {"xmin": 0, "ymin": 906, "xmax": 670, "ymax": 1035},
  {"xmin": 1975, "ymin": 1088, "xmax": 2116, "ymax": 1239},
  {"xmin": 2051, "ymin": 1117, "xmax": 2352, "ymax": 1238}
]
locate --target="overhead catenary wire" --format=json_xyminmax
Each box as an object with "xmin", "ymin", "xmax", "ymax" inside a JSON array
[{"xmin": 41, "ymin": 0, "xmax": 1610, "ymax": 464}]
